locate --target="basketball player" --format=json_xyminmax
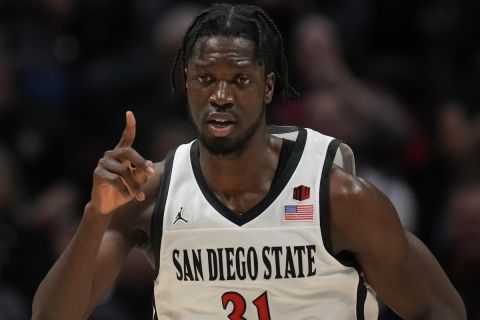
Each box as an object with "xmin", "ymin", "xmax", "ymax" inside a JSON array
[{"xmin": 32, "ymin": 4, "xmax": 466, "ymax": 319}]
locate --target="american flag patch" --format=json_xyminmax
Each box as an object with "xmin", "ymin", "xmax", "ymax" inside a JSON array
[{"xmin": 284, "ymin": 205, "xmax": 314, "ymax": 221}]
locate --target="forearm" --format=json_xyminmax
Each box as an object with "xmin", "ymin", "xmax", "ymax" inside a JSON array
[
  {"xmin": 371, "ymin": 233, "xmax": 466, "ymax": 320},
  {"xmin": 408, "ymin": 233, "xmax": 466, "ymax": 320},
  {"xmin": 419, "ymin": 301, "xmax": 466, "ymax": 320},
  {"xmin": 32, "ymin": 203, "xmax": 112, "ymax": 320}
]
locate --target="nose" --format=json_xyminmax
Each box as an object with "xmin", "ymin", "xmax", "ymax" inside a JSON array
[{"xmin": 209, "ymin": 80, "xmax": 233, "ymax": 109}]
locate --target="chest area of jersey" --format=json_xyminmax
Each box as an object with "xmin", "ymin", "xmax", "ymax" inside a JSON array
[
  {"xmin": 163, "ymin": 227, "xmax": 322, "ymax": 283},
  {"xmin": 165, "ymin": 182, "xmax": 318, "ymax": 228}
]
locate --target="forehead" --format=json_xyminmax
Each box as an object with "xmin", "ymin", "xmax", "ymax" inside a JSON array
[{"xmin": 189, "ymin": 36, "xmax": 258, "ymax": 67}]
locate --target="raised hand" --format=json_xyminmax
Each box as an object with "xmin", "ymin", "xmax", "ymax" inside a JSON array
[{"xmin": 91, "ymin": 111, "xmax": 155, "ymax": 214}]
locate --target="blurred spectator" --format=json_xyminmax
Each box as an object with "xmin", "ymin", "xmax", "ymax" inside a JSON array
[
  {"xmin": 0, "ymin": 0, "xmax": 478, "ymax": 318},
  {"xmin": 0, "ymin": 146, "xmax": 29, "ymax": 319},
  {"xmin": 412, "ymin": 100, "xmax": 480, "ymax": 244},
  {"xmin": 436, "ymin": 102, "xmax": 480, "ymax": 180},
  {"xmin": 281, "ymin": 14, "xmax": 418, "ymax": 236},
  {"xmin": 284, "ymin": 14, "xmax": 412, "ymax": 164},
  {"xmin": 1, "ymin": 178, "xmax": 80, "ymax": 316},
  {"xmin": 134, "ymin": 3, "xmax": 203, "ymax": 132},
  {"xmin": 291, "ymin": 14, "xmax": 349, "ymax": 92},
  {"xmin": 440, "ymin": 181, "xmax": 480, "ymax": 319}
]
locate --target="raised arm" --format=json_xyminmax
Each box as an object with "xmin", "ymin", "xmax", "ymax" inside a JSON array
[
  {"xmin": 329, "ymin": 166, "xmax": 466, "ymax": 320},
  {"xmin": 32, "ymin": 111, "xmax": 160, "ymax": 320}
]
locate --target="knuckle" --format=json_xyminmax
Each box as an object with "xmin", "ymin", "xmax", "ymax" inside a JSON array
[
  {"xmin": 93, "ymin": 167, "xmax": 106, "ymax": 179},
  {"xmin": 117, "ymin": 147, "xmax": 130, "ymax": 156},
  {"xmin": 123, "ymin": 147, "xmax": 134, "ymax": 156}
]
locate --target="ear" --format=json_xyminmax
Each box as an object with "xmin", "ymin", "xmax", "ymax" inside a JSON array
[{"xmin": 264, "ymin": 72, "xmax": 275, "ymax": 104}]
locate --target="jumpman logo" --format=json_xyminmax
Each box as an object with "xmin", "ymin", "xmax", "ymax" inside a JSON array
[{"xmin": 173, "ymin": 207, "xmax": 188, "ymax": 225}]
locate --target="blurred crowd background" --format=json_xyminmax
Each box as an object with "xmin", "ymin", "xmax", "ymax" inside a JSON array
[{"xmin": 0, "ymin": 0, "xmax": 479, "ymax": 319}]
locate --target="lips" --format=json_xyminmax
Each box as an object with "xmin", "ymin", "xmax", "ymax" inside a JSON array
[{"xmin": 206, "ymin": 112, "xmax": 236, "ymax": 137}]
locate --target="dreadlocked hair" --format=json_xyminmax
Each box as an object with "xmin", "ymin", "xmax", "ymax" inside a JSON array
[{"xmin": 170, "ymin": 3, "xmax": 298, "ymax": 100}]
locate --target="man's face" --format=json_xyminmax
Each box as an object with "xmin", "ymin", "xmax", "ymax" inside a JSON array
[{"xmin": 185, "ymin": 36, "xmax": 274, "ymax": 155}]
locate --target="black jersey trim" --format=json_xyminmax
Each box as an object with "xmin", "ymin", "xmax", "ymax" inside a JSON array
[
  {"xmin": 356, "ymin": 270, "xmax": 368, "ymax": 320},
  {"xmin": 318, "ymin": 139, "xmax": 371, "ymax": 319},
  {"xmin": 152, "ymin": 293, "xmax": 159, "ymax": 320},
  {"xmin": 190, "ymin": 127, "xmax": 307, "ymax": 226},
  {"xmin": 319, "ymin": 139, "xmax": 366, "ymax": 269},
  {"xmin": 151, "ymin": 149, "xmax": 176, "ymax": 279},
  {"xmin": 271, "ymin": 139, "xmax": 295, "ymax": 186},
  {"xmin": 332, "ymin": 252, "xmax": 369, "ymax": 319},
  {"xmin": 319, "ymin": 138, "xmax": 342, "ymax": 255}
]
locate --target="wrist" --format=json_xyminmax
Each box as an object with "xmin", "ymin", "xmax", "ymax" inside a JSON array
[{"xmin": 83, "ymin": 202, "xmax": 114, "ymax": 226}]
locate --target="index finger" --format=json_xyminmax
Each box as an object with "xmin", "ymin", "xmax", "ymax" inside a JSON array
[{"xmin": 116, "ymin": 111, "xmax": 136, "ymax": 148}]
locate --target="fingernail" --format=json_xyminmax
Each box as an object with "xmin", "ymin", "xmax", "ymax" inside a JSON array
[
  {"xmin": 137, "ymin": 192, "xmax": 145, "ymax": 201},
  {"xmin": 147, "ymin": 167, "xmax": 155, "ymax": 175},
  {"xmin": 145, "ymin": 161, "xmax": 155, "ymax": 175}
]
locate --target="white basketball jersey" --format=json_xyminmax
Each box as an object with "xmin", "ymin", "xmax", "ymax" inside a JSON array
[{"xmin": 151, "ymin": 127, "xmax": 378, "ymax": 320}]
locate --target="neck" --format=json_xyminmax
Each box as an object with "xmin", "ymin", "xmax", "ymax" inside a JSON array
[{"xmin": 199, "ymin": 126, "xmax": 282, "ymax": 202}]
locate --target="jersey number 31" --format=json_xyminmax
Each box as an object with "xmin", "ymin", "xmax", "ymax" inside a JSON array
[{"xmin": 222, "ymin": 291, "xmax": 271, "ymax": 320}]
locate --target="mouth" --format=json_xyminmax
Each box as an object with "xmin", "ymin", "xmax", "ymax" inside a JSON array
[{"xmin": 206, "ymin": 114, "xmax": 236, "ymax": 137}]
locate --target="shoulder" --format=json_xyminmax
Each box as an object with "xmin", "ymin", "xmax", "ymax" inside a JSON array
[
  {"xmin": 329, "ymin": 164, "xmax": 373, "ymax": 205},
  {"xmin": 329, "ymin": 165, "xmax": 407, "ymax": 256}
]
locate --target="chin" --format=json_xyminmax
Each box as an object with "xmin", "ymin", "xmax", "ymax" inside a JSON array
[
  {"xmin": 197, "ymin": 115, "xmax": 263, "ymax": 156},
  {"xmin": 199, "ymin": 135, "xmax": 241, "ymax": 156}
]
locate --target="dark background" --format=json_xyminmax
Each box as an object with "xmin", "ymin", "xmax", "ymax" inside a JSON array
[{"xmin": 0, "ymin": 0, "xmax": 479, "ymax": 319}]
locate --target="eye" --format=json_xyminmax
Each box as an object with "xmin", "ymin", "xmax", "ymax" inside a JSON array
[
  {"xmin": 195, "ymin": 74, "xmax": 214, "ymax": 84},
  {"xmin": 235, "ymin": 75, "xmax": 251, "ymax": 86}
]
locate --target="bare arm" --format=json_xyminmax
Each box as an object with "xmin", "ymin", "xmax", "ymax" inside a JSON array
[
  {"xmin": 32, "ymin": 205, "xmax": 127, "ymax": 320},
  {"xmin": 330, "ymin": 166, "xmax": 466, "ymax": 320},
  {"xmin": 32, "ymin": 112, "xmax": 161, "ymax": 320}
]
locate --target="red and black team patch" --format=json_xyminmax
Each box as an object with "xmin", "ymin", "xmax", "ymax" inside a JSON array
[{"xmin": 293, "ymin": 185, "xmax": 310, "ymax": 201}]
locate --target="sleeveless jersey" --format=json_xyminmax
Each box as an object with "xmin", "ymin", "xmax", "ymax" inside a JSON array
[{"xmin": 151, "ymin": 127, "xmax": 378, "ymax": 320}]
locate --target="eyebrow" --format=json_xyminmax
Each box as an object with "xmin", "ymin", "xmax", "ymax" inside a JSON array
[{"xmin": 191, "ymin": 57, "xmax": 256, "ymax": 68}]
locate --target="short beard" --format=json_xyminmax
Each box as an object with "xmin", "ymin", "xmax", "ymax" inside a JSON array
[
  {"xmin": 193, "ymin": 106, "xmax": 265, "ymax": 156},
  {"xmin": 198, "ymin": 128, "xmax": 255, "ymax": 156}
]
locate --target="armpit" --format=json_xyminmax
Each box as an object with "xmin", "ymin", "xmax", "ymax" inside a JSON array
[{"xmin": 132, "ymin": 229, "xmax": 149, "ymax": 249}]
